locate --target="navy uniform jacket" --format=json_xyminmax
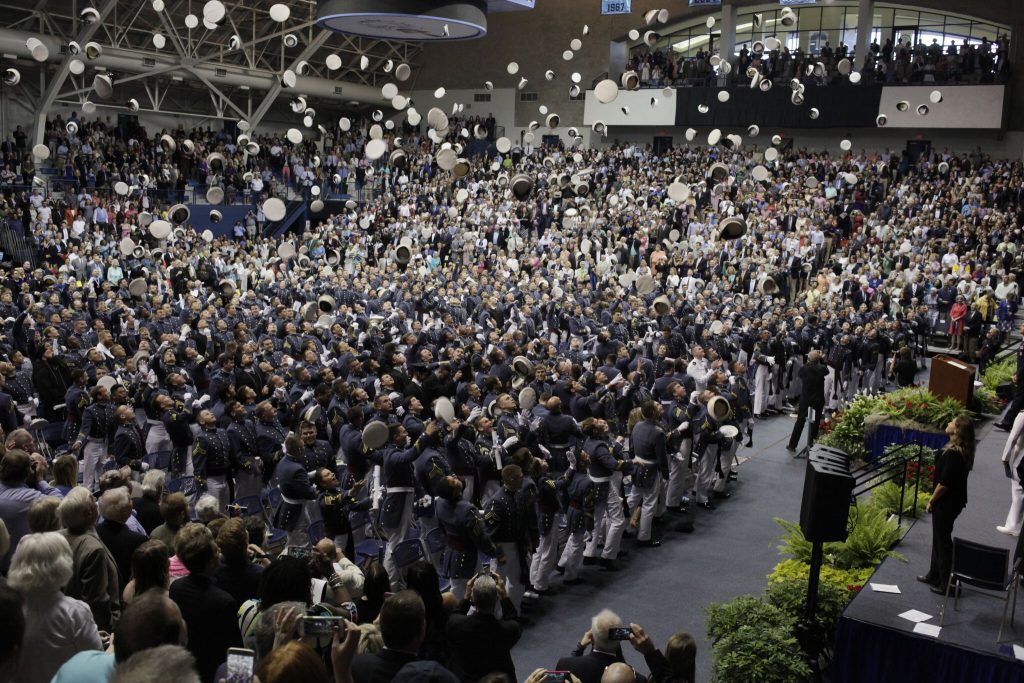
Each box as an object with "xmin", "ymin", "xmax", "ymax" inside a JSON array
[
  {"xmin": 414, "ymin": 444, "xmax": 451, "ymax": 498},
  {"xmin": 338, "ymin": 424, "xmax": 368, "ymax": 478},
  {"xmin": 630, "ymin": 419, "xmax": 669, "ymax": 490},
  {"xmin": 227, "ymin": 417, "xmax": 260, "ymax": 476},
  {"xmin": 534, "ymin": 473, "xmax": 560, "ymax": 535},
  {"xmin": 318, "ymin": 486, "xmax": 368, "ymax": 538},
  {"xmin": 585, "ymin": 436, "xmax": 632, "ymax": 481},
  {"xmin": 558, "ymin": 468, "xmax": 595, "ymax": 534},
  {"xmin": 483, "ymin": 486, "xmax": 526, "ymax": 546},
  {"xmin": 112, "ymin": 423, "xmax": 146, "ymax": 469},
  {"xmin": 692, "ymin": 406, "xmax": 723, "ymax": 456},
  {"xmin": 494, "ymin": 413, "xmax": 522, "ymax": 443},
  {"xmin": 78, "ymin": 402, "xmax": 114, "ymax": 443},
  {"xmin": 255, "ymin": 419, "xmax": 289, "ymax": 481},
  {"xmin": 303, "ymin": 439, "xmax": 335, "ymax": 472},
  {"xmin": 379, "ymin": 438, "xmax": 426, "ymax": 528},
  {"xmin": 402, "ymin": 412, "xmax": 425, "ymax": 442},
  {"xmin": 436, "ymin": 497, "xmax": 497, "ymax": 580},
  {"xmin": 64, "ymin": 385, "xmax": 90, "ymax": 439},
  {"xmin": 538, "ymin": 413, "xmax": 582, "ymax": 471},
  {"xmin": 193, "ymin": 427, "xmax": 233, "ymax": 479},
  {"xmin": 271, "ymin": 454, "xmax": 317, "ymax": 531}
]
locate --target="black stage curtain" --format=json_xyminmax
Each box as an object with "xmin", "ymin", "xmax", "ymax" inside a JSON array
[{"xmin": 673, "ymin": 84, "xmax": 884, "ymax": 129}]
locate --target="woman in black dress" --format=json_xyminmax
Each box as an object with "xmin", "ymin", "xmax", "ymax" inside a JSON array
[{"xmin": 918, "ymin": 415, "xmax": 975, "ymax": 594}]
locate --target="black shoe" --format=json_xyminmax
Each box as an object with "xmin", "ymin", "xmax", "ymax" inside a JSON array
[
  {"xmin": 916, "ymin": 574, "xmax": 936, "ymax": 585},
  {"xmin": 617, "ymin": 550, "xmax": 629, "ymax": 558},
  {"xmin": 563, "ymin": 577, "xmax": 586, "ymax": 586},
  {"xmin": 744, "ymin": 438, "xmax": 753, "ymax": 448},
  {"xmin": 727, "ymin": 471, "xmax": 737, "ymax": 481},
  {"xmin": 515, "ymin": 615, "xmax": 534, "ymax": 626},
  {"xmin": 554, "ymin": 565, "xmax": 566, "ymax": 575},
  {"xmin": 698, "ymin": 501, "xmax": 716, "ymax": 511},
  {"xmin": 931, "ymin": 584, "xmax": 960, "ymax": 596},
  {"xmin": 599, "ymin": 558, "xmax": 621, "ymax": 571},
  {"xmin": 535, "ymin": 588, "xmax": 557, "ymax": 596},
  {"xmin": 637, "ymin": 539, "xmax": 662, "ymax": 548},
  {"xmin": 675, "ymin": 521, "xmax": 695, "ymax": 533},
  {"xmin": 786, "ymin": 445, "xmax": 797, "ymax": 452},
  {"xmin": 582, "ymin": 556, "xmax": 598, "ymax": 566},
  {"xmin": 713, "ymin": 491, "xmax": 731, "ymax": 500},
  {"xmin": 995, "ymin": 423, "xmax": 1012, "ymax": 432}
]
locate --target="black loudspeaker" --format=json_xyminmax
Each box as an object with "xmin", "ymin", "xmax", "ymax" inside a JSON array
[{"xmin": 799, "ymin": 445, "xmax": 855, "ymax": 543}]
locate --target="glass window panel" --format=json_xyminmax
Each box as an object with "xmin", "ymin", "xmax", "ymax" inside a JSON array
[
  {"xmin": 894, "ymin": 10, "xmax": 920, "ymax": 25},
  {"xmin": 821, "ymin": 6, "xmax": 844, "ymax": 30},
  {"xmin": 798, "ymin": 7, "xmax": 821, "ymax": 29},
  {"xmin": 786, "ymin": 32, "xmax": 800, "ymax": 51},
  {"xmin": 972, "ymin": 24, "xmax": 998, "ymax": 41},
  {"xmin": 874, "ymin": 8, "xmax": 894, "ymax": 27},
  {"xmin": 919, "ymin": 12, "xmax": 944, "ymax": 26}
]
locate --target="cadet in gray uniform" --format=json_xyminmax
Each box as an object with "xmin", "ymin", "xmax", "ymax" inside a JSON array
[{"xmin": 626, "ymin": 401, "xmax": 669, "ymax": 547}]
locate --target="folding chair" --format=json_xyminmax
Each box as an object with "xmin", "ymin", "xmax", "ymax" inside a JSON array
[
  {"xmin": 392, "ymin": 537, "xmax": 426, "ymax": 571},
  {"xmin": 165, "ymin": 475, "xmax": 199, "ymax": 498},
  {"xmin": 231, "ymin": 495, "xmax": 268, "ymax": 521},
  {"xmin": 307, "ymin": 519, "xmax": 326, "ymax": 545},
  {"xmin": 143, "ymin": 451, "xmax": 173, "ymax": 471},
  {"xmin": 940, "ymin": 537, "xmax": 1019, "ymax": 641},
  {"xmin": 355, "ymin": 538, "xmax": 385, "ymax": 565}
]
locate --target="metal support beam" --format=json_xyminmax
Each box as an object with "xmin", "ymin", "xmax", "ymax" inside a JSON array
[
  {"xmin": 33, "ymin": 0, "xmax": 117, "ymax": 144},
  {"xmin": 248, "ymin": 29, "xmax": 332, "ymax": 131}
]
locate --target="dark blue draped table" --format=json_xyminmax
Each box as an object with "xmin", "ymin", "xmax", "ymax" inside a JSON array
[{"xmin": 865, "ymin": 424, "xmax": 950, "ymax": 461}]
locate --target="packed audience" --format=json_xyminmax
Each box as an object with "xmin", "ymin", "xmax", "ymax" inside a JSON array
[
  {"xmin": 626, "ymin": 34, "xmax": 1010, "ymax": 88},
  {"xmin": 0, "ymin": 108, "xmax": 1022, "ymax": 683}
]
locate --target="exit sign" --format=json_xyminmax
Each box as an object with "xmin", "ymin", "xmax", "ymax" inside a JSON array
[{"xmin": 601, "ymin": 0, "xmax": 631, "ymax": 15}]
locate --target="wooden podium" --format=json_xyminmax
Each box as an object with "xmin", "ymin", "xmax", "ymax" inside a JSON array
[{"xmin": 928, "ymin": 355, "xmax": 976, "ymax": 408}]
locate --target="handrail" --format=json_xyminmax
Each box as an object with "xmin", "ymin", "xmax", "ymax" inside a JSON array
[{"xmin": 851, "ymin": 441, "xmax": 926, "ymax": 529}]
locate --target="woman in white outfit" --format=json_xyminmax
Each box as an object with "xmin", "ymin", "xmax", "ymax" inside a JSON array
[{"xmin": 998, "ymin": 411, "xmax": 1024, "ymax": 535}]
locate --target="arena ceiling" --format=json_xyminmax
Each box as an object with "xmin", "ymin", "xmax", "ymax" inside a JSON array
[{"xmin": 1, "ymin": 0, "xmax": 423, "ymax": 132}]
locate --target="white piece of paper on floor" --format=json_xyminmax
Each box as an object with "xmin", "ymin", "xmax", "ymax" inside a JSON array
[
  {"xmin": 913, "ymin": 622, "xmax": 942, "ymax": 637},
  {"xmin": 1013, "ymin": 644, "xmax": 1024, "ymax": 661},
  {"xmin": 870, "ymin": 583, "xmax": 901, "ymax": 594},
  {"xmin": 898, "ymin": 609, "xmax": 934, "ymax": 623}
]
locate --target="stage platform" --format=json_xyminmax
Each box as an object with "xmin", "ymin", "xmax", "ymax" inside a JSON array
[{"xmin": 833, "ymin": 421, "xmax": 1024, "ymax": 683}]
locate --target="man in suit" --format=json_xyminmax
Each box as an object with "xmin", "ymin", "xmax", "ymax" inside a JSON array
[
  {"xmin": 350, "ymin": 591, "xmax": 425, "ymax": 683},
  {"xmin": 168, "ymin": 522, "xmax": 242, "ymax": 683},
  {"xmin": 446, "ymin": 573, "xmax": 522, "ymax": 683},
  {"xmin": 96, "ymin": 486, "xmax": 148, "ymax": 585},
  {"xmin": 59, "ymin": 486, "xmax": 121, "ymax": 631},
  {"xmin": 787, "ymin": 350, "xmax": 830, "ymax": 452},
  {"xmin": 555, "ymin": 609, "xmax": 633, "ymax": 683}
]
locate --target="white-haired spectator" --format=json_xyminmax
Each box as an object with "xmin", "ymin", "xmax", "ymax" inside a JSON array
[
  {"xmin": 555, "ymin": 609, "xmax": 630, "ymax": 683},
  {"xmin": 97, "ymin": 487, "xmax": 148, "ymax": 586},
  {"xmin": 132, "ymin": 470, "xmax": 166, "ymax": 535},
  {"xmin": 109, "ymin": 644, "xmax": 200, "ymax": 683},
  {"xmin": 8, "ymin": 531, "xmax": 102, "ymax": 683},
  {"xmin": 59, "ymin": 486, "xmax": 121, "ymax": 631},
  {"xmin": 194, "ymin": 494, "xmax": 223, "ymax": 525}
]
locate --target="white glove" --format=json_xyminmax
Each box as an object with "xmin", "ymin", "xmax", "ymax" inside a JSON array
[
  {"xmin": 676, "ymin": 421, "xmax": 689, "ymax": 433},
  {"xmin": 300, "ymin": 389, "xmax": 314, "ymax": 403},
  {"xmin": 183, "ymin": 393, "xmax": 193, "ymax": 403},
  {"xmin": 502, "ymin": 436, "xmax": 519, "ymax": 450},
  {"xmin": 274, "ymin": 387, "xmax": 287, "ymax": 400},
  {"xmin": 180, "ymin": 324, "xmax": 191, "ymax": 336},
  {"xmin": 203, "ymin": 328, "xmax": 212, "ymax": 337},
  {"xmin": 196, "ymin": 394, "xmax": 211, "ymax": 407},
  {"xmin": 396, "ymin": 406, "xmax": 406, "ymax": 417},
  {"xmin": 468, "ymin": 406, "xmax": 482, "ymax": 422},
  {"xmin": 517, "ymin": 411, "xmax": 528, "ymax": 427},
  {"xmin": 538, "ymin": 444, "xmax": 551, "ymax": 457}
]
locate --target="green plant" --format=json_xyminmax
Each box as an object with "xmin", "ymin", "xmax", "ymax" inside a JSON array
[
  {"xmin": 974, "ymin": 385, "xmax": 1003, "ymax": 414},
  {"xmin": 869, "ymin": 480, "xmax": 931, "ymax": 519},
  {"xmin": 766, "ymin": 578, "xmax": 855, "ymax": 636},
  {"xmin": 982, "ymin": 355, "xmax": 1016, "ymax": 392},
  {"xmin": 768, "ymin": 559, "xmax": 875, "ymax": 590},
  {"xmin": 834, "ymin": 503, "xmax": 905, "ymax": 569},
  {"xmin": 711, "ymin": 624, "xmax": 814, "ymax": 683},
  {"xmin": 705, "ymin": 596, "xmax": 791, "ymax": 642}
]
